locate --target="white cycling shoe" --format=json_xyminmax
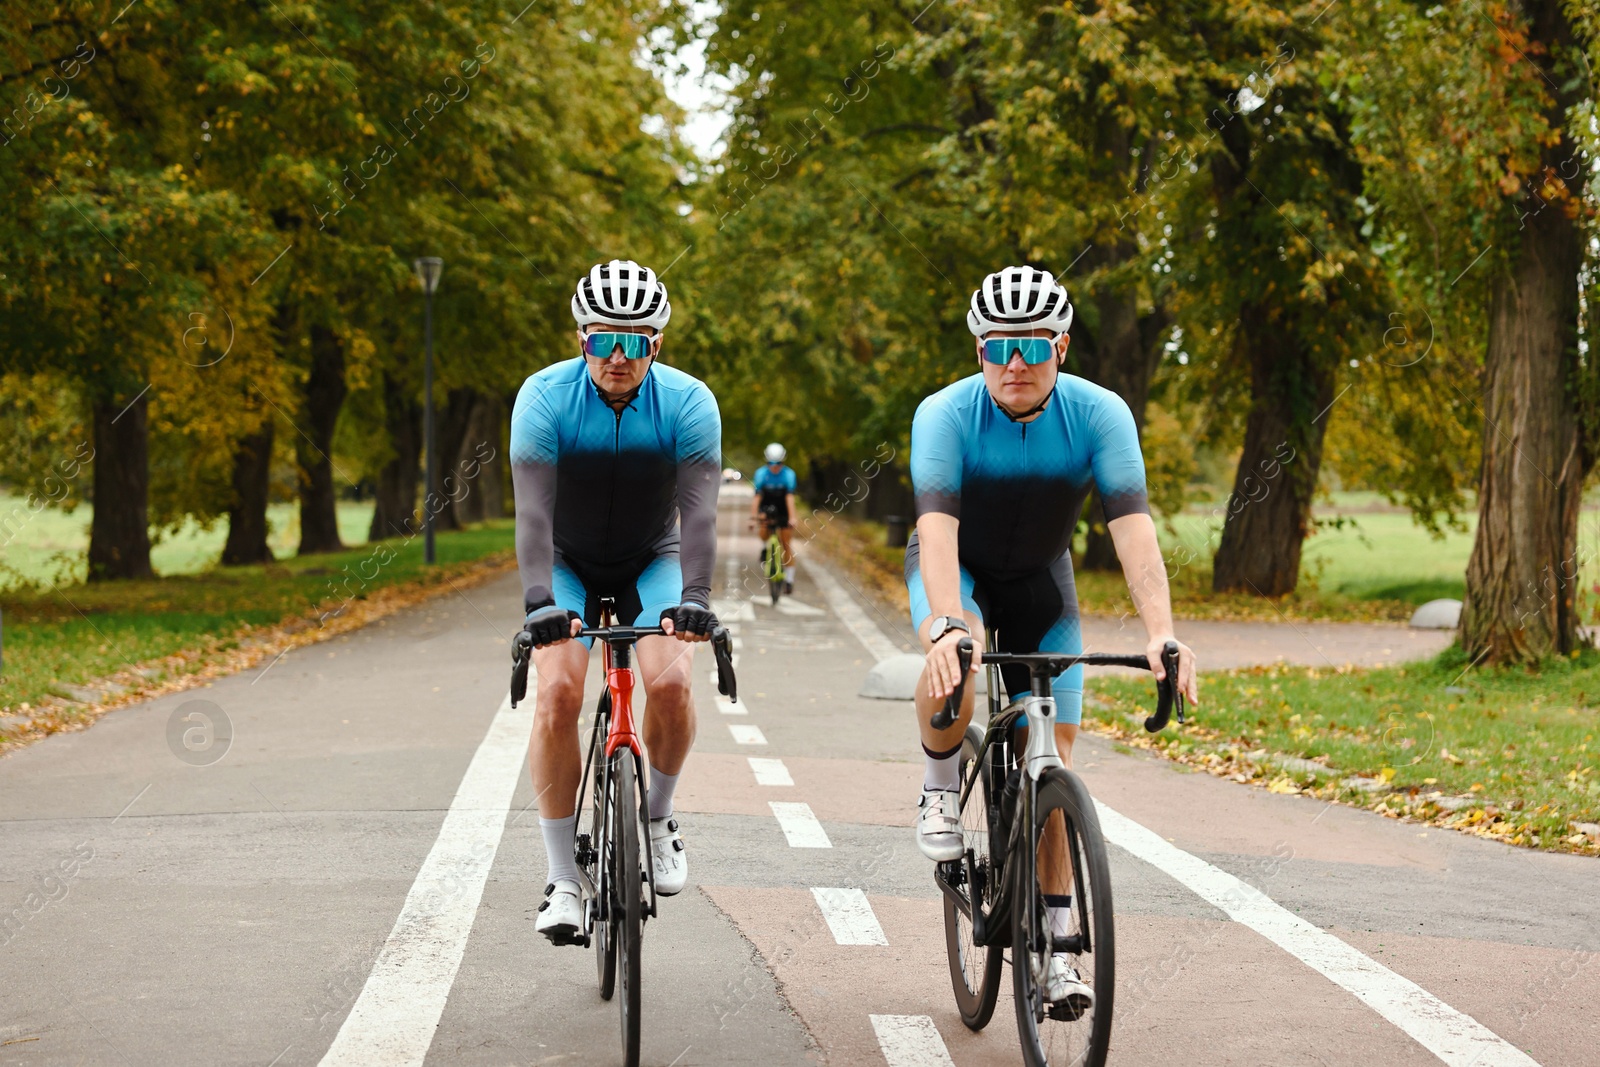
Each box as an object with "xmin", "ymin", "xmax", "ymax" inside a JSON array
[
  {"xmin": 650, "ymin": 817, "xmax": 688, "ymax": 896},
  {"xmin": 536, "ymin": 878, "xmax": 585, "ymax": 945},
  {"xmin": 1045, "ymin": 954, "xmax": 1095, "ymax": 1019},
  {"xmin": 916, "ymin": 789, "xmax": 964, "ymax": 862}
]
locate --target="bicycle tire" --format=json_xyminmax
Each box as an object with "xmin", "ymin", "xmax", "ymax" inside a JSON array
[
  {"xmin": 763, "ymin": 535, "xmax": 784, "ymax": 583},
  {"xmin": 1012, "ymin": 767, "xmax": 1114, "ymax": 1067},
  {"xmin": 592, "ymin": 695, "xmax": 618, "ymax": 1000},
  {"xmin": 614, "ymin": 752, "xmax": 644, "ymax": 1067},
  {"xmin": 942, "ymin": 724, "xmax": 1003, "ymax": 1030}
]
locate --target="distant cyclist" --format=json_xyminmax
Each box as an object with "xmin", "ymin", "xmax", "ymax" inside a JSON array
[
  {"xmin": 750, "ymin": 442, "xmax": 797, "ymax": 594},
  {"xmin": 905, "ymin": 265, "xmax": 1198, "ymax": 1005},
  {"xmin": 511, "ymin": 259, "xmax": 722, "ymax": 943}
]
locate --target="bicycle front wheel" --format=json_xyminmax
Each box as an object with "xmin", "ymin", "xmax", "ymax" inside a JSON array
[
  {"xmin": 1012, "ymin": 767, "xmax": 1114, "ymax": 1067},
  {"xmin": 591, "ymin": 696, "xmax": 618, "ymax": 1000},
  {"xmin": 942, "ymin": 724, "xmax": 1002, "ymax": 1030},
  {"xmin": 613, "ymin": 752, "xmax": 644, "ymax": 1067}
]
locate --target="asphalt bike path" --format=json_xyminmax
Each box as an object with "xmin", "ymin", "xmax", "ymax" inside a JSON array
[{"xmin": 0, "ymin": 488, "xmax": 1595, "ymax": 1064}]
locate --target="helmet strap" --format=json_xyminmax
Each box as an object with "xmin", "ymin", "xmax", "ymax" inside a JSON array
[
  {"xmin": 992, "ymin": 391, "xmax": 1052, "ymax": 423},
  {"xmin": 592, "ymin": 356, "xmax": 652, "ymax": 410}
]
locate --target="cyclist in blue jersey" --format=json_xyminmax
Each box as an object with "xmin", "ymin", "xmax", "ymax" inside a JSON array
[
  {"xmin": 511, "ymin": 260, "xmax": 722, "ymax": 943},
  {"xmin": 750, "ymin": 442, "xmax": 798, "ymax": 593},
  {"xmin": 906, "ymin": 265, "xmax": 1199, "ymax": 1006}
]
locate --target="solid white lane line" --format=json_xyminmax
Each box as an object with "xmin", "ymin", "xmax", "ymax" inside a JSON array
[
  {"xmin": 869, "ymin": 1015, "xmax": 955, "ymax": 1067},
  {"xmin": 773, "ymin": 596, "xmax": 826, "ymax": 617},
  {"xmin": 811, "ymin": 887, "xmax": 888, "ymax": 946},
  {"xmin": 747, "ymin": 756, "xmax": 793, "ymax": 786},
  {"xmin": 728, "ymin": 723, "xmax": 767, "ymax": 745},
  {"xmin": 715, "ymin": 694, "xmax": 746, "ymax": 715},
  {"xmin": 319, "ymin": 691, "xmax": 534, "ymax": 1067},
  {"xmin": 814, "ymin": 551, "xmax": 1534, "ymax": 1067},
  {"xmin": 769, "ymin": 801, "xmax": 831, "ymax": 848},
  {"xmin": 806, "ymin": 557, "xmax": 905, "ymax": 662},
  {"xmin": 1095, "ymin": 802, "xmax": 1541, "ymax": 1067}
]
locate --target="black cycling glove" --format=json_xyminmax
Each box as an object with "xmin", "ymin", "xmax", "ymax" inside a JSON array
[
  {"xmin": 661, "ymin": 602, "xmax": 718, "ymax": 638},
  {"xmin": 524, "ymin": 604, "xmax": 578, "ymax": 647}
]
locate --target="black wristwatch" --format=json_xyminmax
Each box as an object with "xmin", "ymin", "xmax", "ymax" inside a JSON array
[{"xmin": 928, "ymin": 615, "xmax": 971, "ymax": 642}]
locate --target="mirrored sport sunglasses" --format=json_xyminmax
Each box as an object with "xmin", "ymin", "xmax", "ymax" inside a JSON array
[
  {"xmin": 981, "ymin": 335, "xmax": 1061, "ymax": 366},
  {"xmin": 583, "ymin": 330, "xmax": 655, "ymax": 360}
]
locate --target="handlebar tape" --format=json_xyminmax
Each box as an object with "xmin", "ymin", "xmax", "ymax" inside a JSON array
[{"xmin": 929, "ymin": 637, "xmax": 975, "ymax": 731}]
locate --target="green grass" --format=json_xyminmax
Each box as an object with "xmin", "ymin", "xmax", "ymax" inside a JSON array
[
  {"xmin": 1090, "ymin": 649, "xmax": 1600, "ymax": 852},
  {"xmin": 0, "ymin": 520, "xmax": 515, "ymax": 720},
  {"xmin": 0, "ymin": 495, "xmax": 378, "ymax": 588}
]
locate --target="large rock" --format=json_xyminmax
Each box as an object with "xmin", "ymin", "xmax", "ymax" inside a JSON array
[
  {"xmin": 859, "ymin": 654, "xmax": 987, "ymax": 701},
  {"xmin": 1409, "ymin": 599, "xmax": 1462, "ymax": 630}
]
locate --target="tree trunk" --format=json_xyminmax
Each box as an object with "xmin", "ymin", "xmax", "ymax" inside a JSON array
[
  {"xmin": 451, "ymin": 393, "xmax": 493, "ymax": 525},
  {"xmin": 1079, "ymin": 283, "xmax": 1164, "ymax": 569},
  {"xmin": 433, "ymin": 387, "xmax": 478, "ymax": 531},
  {"xmin": 1077, "ymin": 115, "xmax": 1165, "ymax": 571},
  {"xmin": 1211, "ymin": 306, "xmax": 1333, "ymax": 596},
  {"xmin": 368, "ymin": 370, "xmax": 421, "ymax": 541},
  {"xmin": 296, "ymin": 323, "xmax": 348, "ymax": 555},
  {"xmin": 1461, "ymin": 0, "xmax": 1587, "ymax": 662},
  {"xmin": 88, "ymin": 389, "xmax": 154, "ymax": 581},
  {"xmin": 221, "ymin": 420, "xmax": 275, "ymax": 565}
]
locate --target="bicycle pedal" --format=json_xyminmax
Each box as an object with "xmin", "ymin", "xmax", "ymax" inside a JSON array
[{"xmin": 1047, "ymin": 997, "xmax": 1090, "ymax": 1023}]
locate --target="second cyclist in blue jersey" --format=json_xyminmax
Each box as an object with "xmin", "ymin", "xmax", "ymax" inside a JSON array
[
  {"xmin": 750, "ymin": 442, "xmax": 798, "ymax": 593},
  {"xmin": 511, "ymin": 259, "xmax": 721, "ymax": 943},
  {"xmin": 906, "ymin": 265, "xmax": 1200, "ymax": 1004}
]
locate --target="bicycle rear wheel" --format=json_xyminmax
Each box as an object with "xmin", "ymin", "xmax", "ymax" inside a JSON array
[
  {"xmin": 613, "ymin": 752, "xmax": 644, "ymax": 1067},
  {"xmin": 1012, "ymin": 768, "xmax": 1114, "ymax": 1067},
  {"xmin": 942, "ymin": 725, "xmax": 1003, "ymax": 1030}
]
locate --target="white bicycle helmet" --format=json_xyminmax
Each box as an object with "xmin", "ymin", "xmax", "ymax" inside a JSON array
[
  {"xmin": 571, "ymin": 259, "xmax": 672, "ymax": 331},
  {"xmin": 764, "ymin": 443, "xmax": 786, "ymax": 464},
  {"xmin": 966, "ymin": 265, "xmax": 1074, "ymax": 336}
]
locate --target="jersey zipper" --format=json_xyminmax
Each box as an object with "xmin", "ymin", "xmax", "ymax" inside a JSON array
[{"xmin": 601, "ymin": 403, "xmax": 624, "ymax": 561}]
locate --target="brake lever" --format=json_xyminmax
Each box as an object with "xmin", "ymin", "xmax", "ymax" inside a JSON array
[
  {"xmin": 929, "ymin": 637, "xmax": 974, "ymax": 731},
  {"xmin": 510, "ymin": 630, "xmax": 533, "ymax": 708},
  {"xmin": 1143, "ymin": 639, "xmax": 1183, "ymax": 733},
  {"xmin": 712, "ymin": 625, "xmax": 738, "ymax": 702}
]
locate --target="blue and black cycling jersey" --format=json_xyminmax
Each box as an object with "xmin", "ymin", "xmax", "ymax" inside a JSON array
[
  {"xmin": 910, "ymin": 372, "xmax": 1148, "ymax": 579},
  {"xmin": 906, "ymin": 372, "xmax": 1148, "ymax": 722},
  {"xmin": 752, "ymin": 463, "xmax": 797, "ymax": 517},
  {"xmin": 509, "ymin": 358, "xmax": 722, "ymax": 618}
]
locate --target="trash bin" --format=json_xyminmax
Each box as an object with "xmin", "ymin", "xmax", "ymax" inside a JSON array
[{"xmin": 885, "ymin": 515, "xmax": 909, "ymax": 548}]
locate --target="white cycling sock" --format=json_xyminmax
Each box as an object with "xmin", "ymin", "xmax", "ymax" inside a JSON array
[
  {"xmin": 784, "ymin": 565, "xmax": 796, "ymax": 582},
  {"xmin": 922, "ymin": 747, "xmax": 961, "ymax": 791},
  {"xmin": 1044, "ymin": 894, "xmax": 1073, "ymax": 940},
  {"xmin": 647, "ymin": 766, "xmax": 680, "ymax": 820},
  {"xmin": 540, "ymin": 814, "xmax": 579, "ymax": 886}
]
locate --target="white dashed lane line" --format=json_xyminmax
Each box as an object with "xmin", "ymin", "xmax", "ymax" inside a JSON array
[
  {"xmin": 769, "ymin": 801, "xmax": 831, "ymax": 848},
  {"xmin": 715, "ymin": 694, "xmax": 746, "ymax": 715},
  {"xmin": 727, "ymin": 723, "xmax": 767, "ymax": 746},
  {"xmin": 747, "ymin": 756, "xmax": 792, "ymax": 786},
  {"xmin": 810, "ymin": 887, "xmax": 888, "ymax": 946},
  {"xmin": 870, "ymin": 1014, "xmax": 956, "ymax": 1067}
]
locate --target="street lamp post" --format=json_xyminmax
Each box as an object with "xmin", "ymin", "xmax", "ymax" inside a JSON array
[{"xmin": 413, "ymin": 256, "xmax": 444, "ymax": 564}]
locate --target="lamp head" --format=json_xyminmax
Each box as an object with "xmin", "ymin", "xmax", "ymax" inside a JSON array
[{"xmin": 413, "ymin": 256, "xmax": 444, "ymax": 294}]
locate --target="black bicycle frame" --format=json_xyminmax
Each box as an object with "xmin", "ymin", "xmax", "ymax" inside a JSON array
[{"xmin": 935, "ymin": 635, "xmax": 1181, "ymax": 948}]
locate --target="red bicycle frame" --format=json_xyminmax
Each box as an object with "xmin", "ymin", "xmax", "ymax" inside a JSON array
[{"xmin": 600, "ymin": 638, "xmax": 644, "ymax": 759}]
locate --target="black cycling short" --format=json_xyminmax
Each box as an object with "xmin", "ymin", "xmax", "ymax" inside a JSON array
[
  {"xmin": 758, "ymin": 502, "xmax": 791, "ymax": 530},
  {"xmin": 904, "ymin": 532, "xmax": 1085, "ymax": 721}
]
